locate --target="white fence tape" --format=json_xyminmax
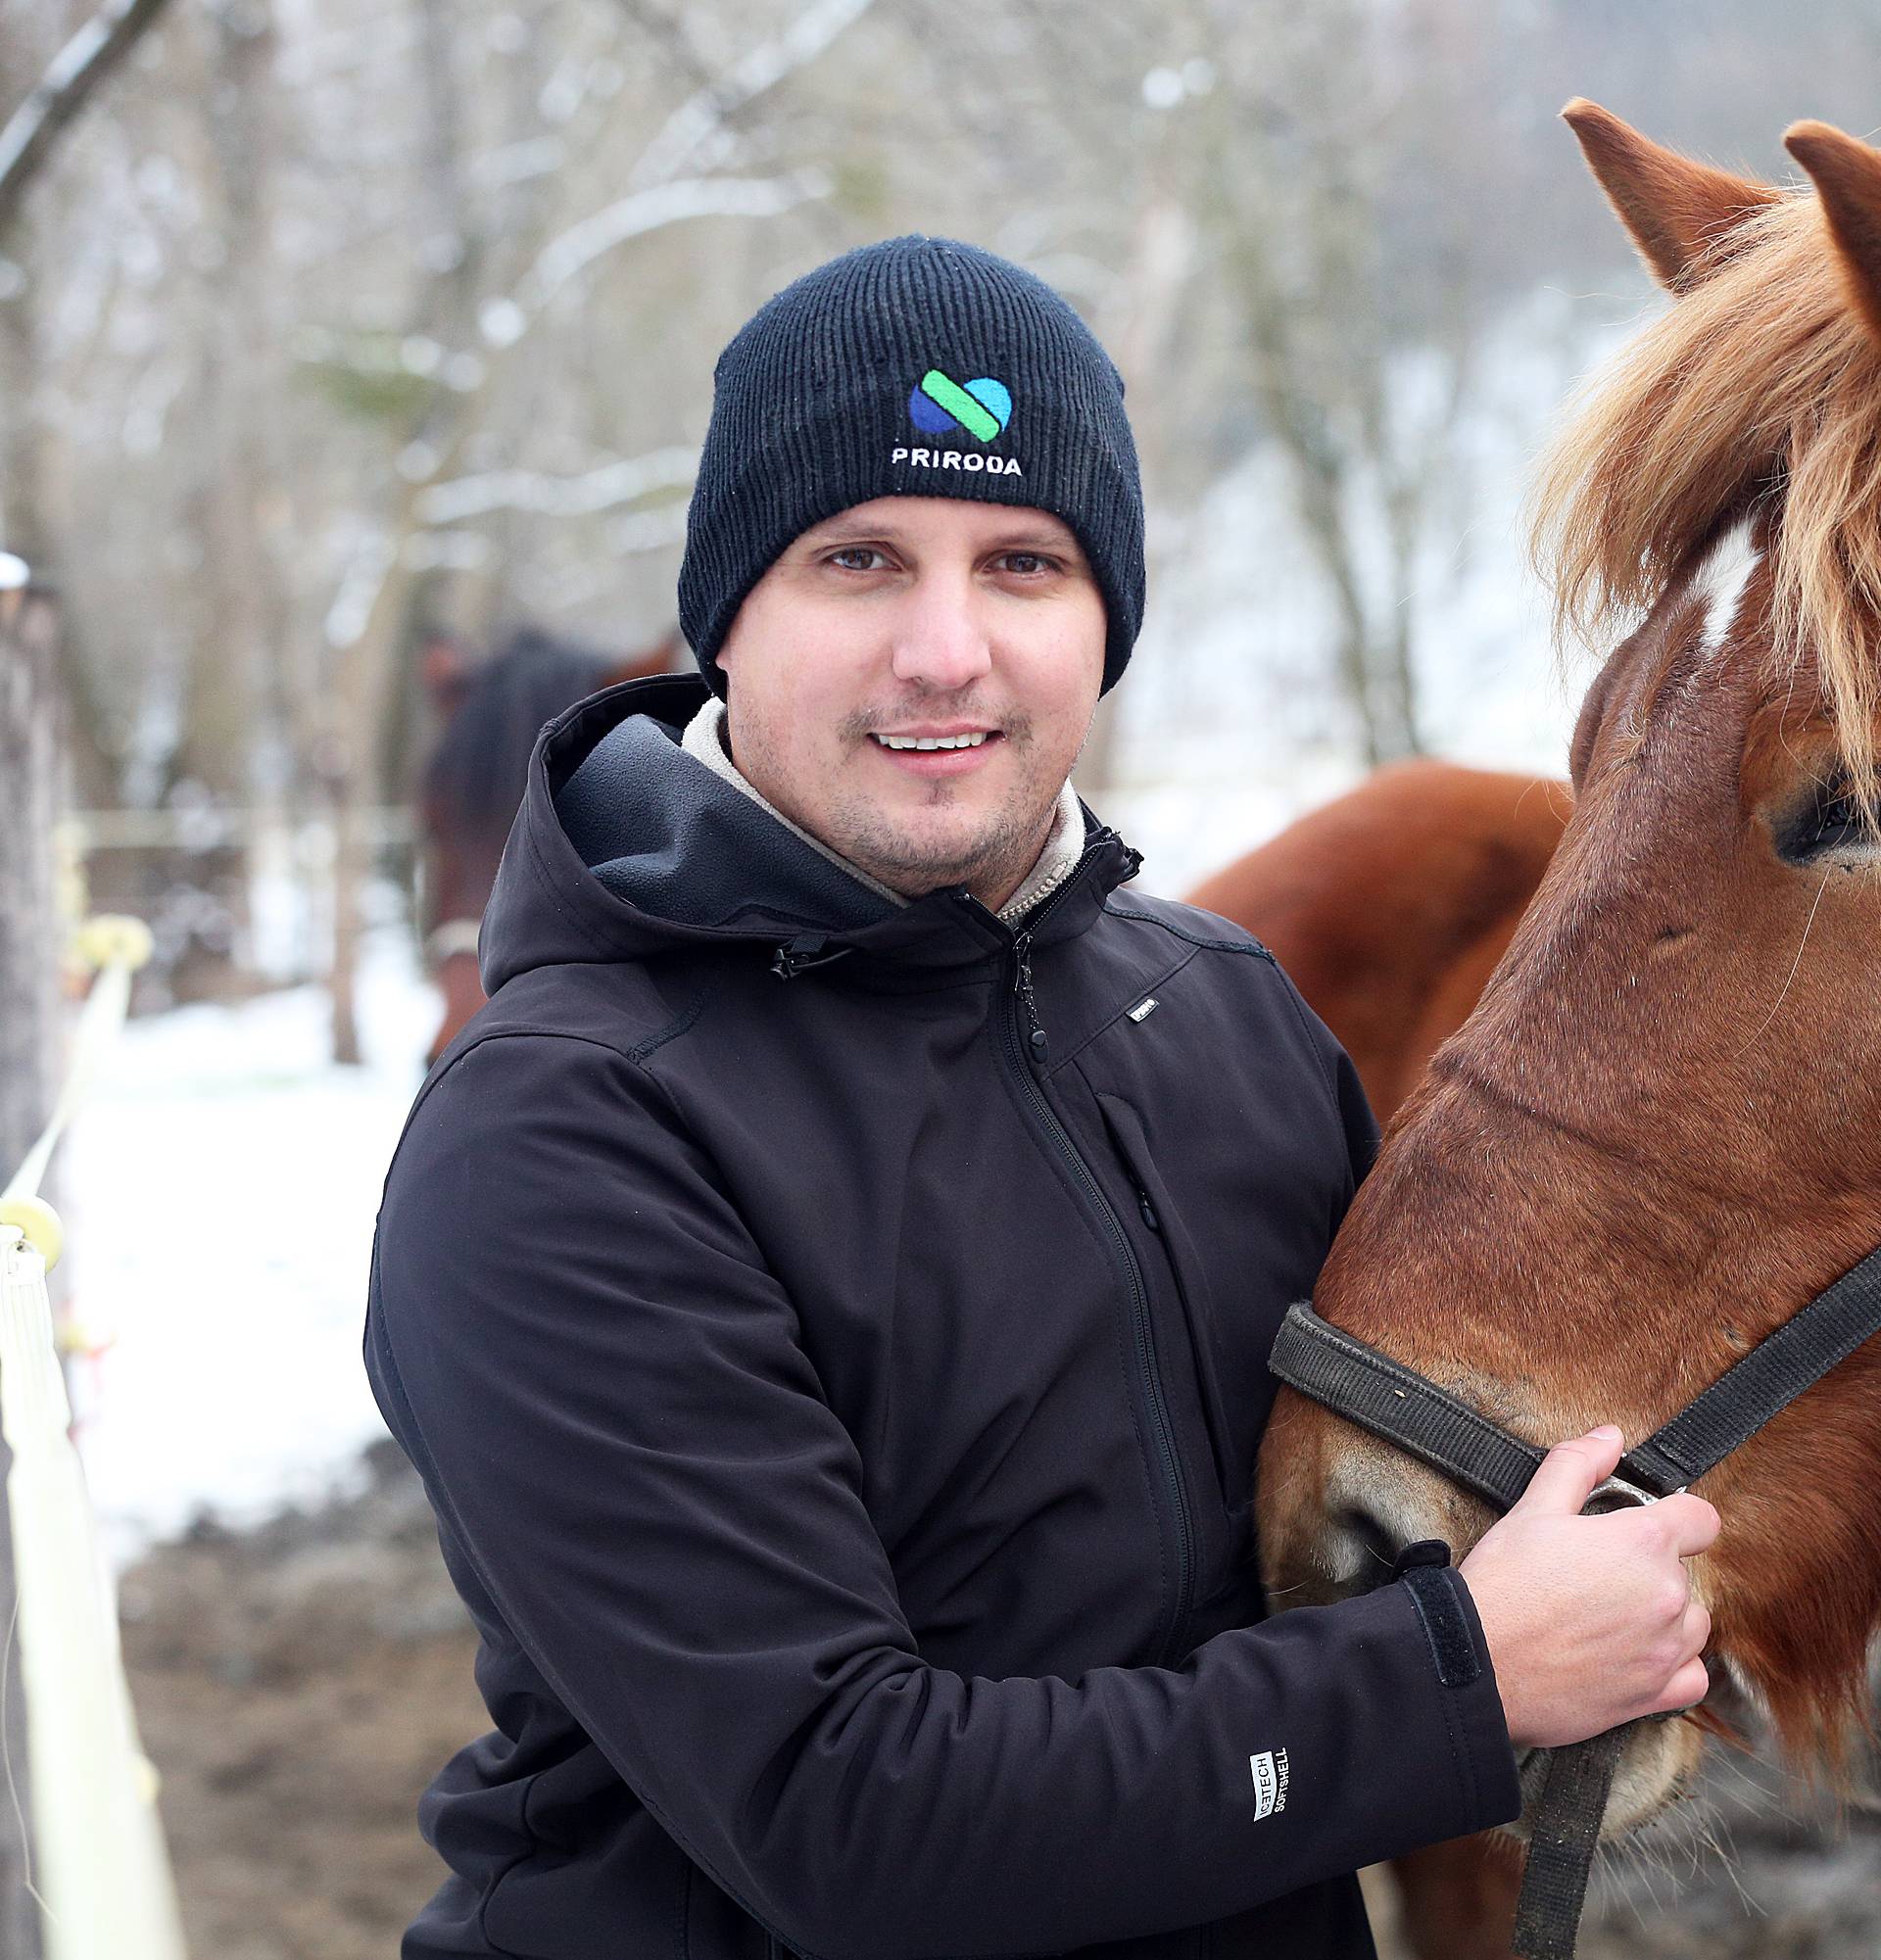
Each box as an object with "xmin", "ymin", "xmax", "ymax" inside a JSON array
[
  {"xmin": 0, "ymin": 1228, "xmax": 187, "ymax": 1960},
  {"xmin": 1, "ymin": 955, "xmax": 135, "ymax": 1218},
  {"xmin": 0, "ymin": 915, "xmax": 186, "ymax": 1959}
]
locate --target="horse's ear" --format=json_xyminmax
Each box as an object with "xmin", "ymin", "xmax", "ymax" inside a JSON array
[
  {"xmin": 1785, "ymin": 120, "xmax": 1881, "ymax": 345},
  {"xmin": 1562, "ymin": 99, "xmax": 1777, "ymax": 293}
]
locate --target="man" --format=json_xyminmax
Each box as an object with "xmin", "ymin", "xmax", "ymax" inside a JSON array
[{"xmin": 365, "ymin": 236, "xmax": 1716, "ymax": 1958}]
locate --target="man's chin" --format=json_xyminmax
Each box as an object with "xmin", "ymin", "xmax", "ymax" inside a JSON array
[
  {"xmin": 846, "ymin": 827, "xmax": 1022, "ymax": 901},
  {"xmin": 830, "ymin": 790, "xmax": 1056, "ymax": 906},
  {"xmin": 866, "ymin": 854, "xmax": 996, "ymax": 899}
]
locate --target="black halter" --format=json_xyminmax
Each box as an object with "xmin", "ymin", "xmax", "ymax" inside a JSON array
[{"xmin": 1268, "ymin": 1241, "xmax": 1881, "ymax": 1960}]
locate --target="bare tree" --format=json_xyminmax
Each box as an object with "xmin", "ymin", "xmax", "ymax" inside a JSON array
[
  {"xmin": 0, "ymin": 0, "xmax": 182, "ymax": 548},
  {"xmin": 1187, "ymin": 0, "xmax": 1464, "ymax": 766},
  {"xmin": 0, "ymin": 8, "xmax": 178, "ymax": 1946},
  {"xmin": 317, "ymin": 0, "xmax": 878, "ymax": 1063},
  {"xmin": 0, "ymin": 0, "xmax": 176, "ymax": 231}
]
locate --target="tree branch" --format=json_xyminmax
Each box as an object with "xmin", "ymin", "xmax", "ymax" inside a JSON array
[
  {"xmin": 513, "ymin": 168, "xmax": 830, "ymax": 317},
  {"xmin": 416, "ymin": 446, "xmax": 699, "ymax": 524},
  {"xmin": 0, "ymin": 0, "xmax": 179, "ymax": 238},
  {"xmin": 627, "ymin": 0, "xmax": 879, "ymax": 192}
]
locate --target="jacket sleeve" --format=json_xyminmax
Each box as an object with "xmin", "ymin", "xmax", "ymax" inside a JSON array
[{"xmin": 367, "ymin": 1029, "xmax": 1519, "ymax": 1960}]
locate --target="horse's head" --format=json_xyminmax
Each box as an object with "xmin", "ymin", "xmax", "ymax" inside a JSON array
[
  {"xmin": 419, "ymin": 626, "xmax": 684, "ymax": 1067},
  {"xmin": 1257, "ymin": 105, "xmax": 1881, "ymax": 1839}
]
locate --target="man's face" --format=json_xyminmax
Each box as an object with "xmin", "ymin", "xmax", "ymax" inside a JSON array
[{"xmin": 714, "ymin": 496, "xmax": 1107, "ymax": 910}]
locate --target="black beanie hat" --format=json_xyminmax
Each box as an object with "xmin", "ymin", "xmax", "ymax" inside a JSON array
[{"xmin": 677, "ymin": 234, "xmax": 1145, "ymax": 698}]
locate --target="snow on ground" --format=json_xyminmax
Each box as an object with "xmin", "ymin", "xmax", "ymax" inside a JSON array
[{"xmin": 69, "ymin": 917, "xmax": 435, "ymax": 1565}]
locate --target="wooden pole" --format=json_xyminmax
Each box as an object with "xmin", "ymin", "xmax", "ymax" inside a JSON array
[{"xmin": 0, "ymin": 560, "xmax": 57, "ymax": 1958}]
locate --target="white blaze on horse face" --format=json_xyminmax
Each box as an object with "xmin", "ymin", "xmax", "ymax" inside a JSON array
[{"xmin": 1690, "ymin": 517, "xmax": 1762, "ymax": 662}]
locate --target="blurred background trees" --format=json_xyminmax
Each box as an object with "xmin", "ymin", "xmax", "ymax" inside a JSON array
[{"xmin": 4, "ymin": 0, "xmax": 1881, "ymax": 1052}]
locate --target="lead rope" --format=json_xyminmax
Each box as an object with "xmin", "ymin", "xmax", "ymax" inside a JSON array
[
  {"xmin": 0, "ymin": 913, "xmax": 189, "ymax": 1960},
  {"xmin": 1511, "ymin": 1726, "xmax": 1630, "ymax": 1958},
  {"xmin": 1509, "ymin": 1475, "xmax": 1675, "ymax": 1959},
  {"xmin": 1507, "ymin": 1472, "xmax": 1662, "ymax": 1959}
]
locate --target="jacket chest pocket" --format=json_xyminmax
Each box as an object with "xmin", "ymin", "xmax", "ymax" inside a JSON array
[{"xmin": 1095, "ymin": 1093, "xmax": 1241, "ymax": 1505}]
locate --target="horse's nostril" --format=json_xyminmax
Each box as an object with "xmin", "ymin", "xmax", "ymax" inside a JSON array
[{"xmin": 1331, "ymin": 1506, "xmax": 1405, "ymax": 1593}]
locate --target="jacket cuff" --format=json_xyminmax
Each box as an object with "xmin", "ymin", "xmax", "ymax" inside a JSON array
[{"xmin": 1390, "ymin": 1538, "xmax": 1521, "ymax": 1831}]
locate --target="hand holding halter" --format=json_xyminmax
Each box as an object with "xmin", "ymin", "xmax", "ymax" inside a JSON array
[
  {"xmin": 1457, "ymin": 1428, "xmax": 1718, "ymax": 1960},
  {"xmin": 1458, "ymin": 1425, "xmax": 1718, "ymax": 1750}
]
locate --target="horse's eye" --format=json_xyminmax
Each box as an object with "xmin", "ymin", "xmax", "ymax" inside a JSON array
[{"xmin": 1773, "ymin": 778, "xmax": 1873, "ymax": 863}]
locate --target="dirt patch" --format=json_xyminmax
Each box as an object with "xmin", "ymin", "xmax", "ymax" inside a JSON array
[
  {"xmin": 119, "ymin": 1440, "xmax": 482, "ymax": 1960},
  {"xmin": 120, "ymin": 1441, "xmax": 1880, "ymax": 1958}
]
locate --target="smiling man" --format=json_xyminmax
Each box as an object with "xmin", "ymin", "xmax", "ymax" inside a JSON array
[
  {"xmin": 365, "ymin": 236, "xmax": 1713, "ymax": 1960},
  {"xmin": 715, "ymin": 495, "xmax": 1103, "ymax": 909}
]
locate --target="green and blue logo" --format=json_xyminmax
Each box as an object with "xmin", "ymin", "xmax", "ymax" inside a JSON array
[{"xmin": 908, "ymin": 369, "xmax": 1012, "ymax": 443}]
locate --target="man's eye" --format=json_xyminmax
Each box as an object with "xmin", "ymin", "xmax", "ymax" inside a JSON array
[
  {"xmin": 999, "ymin": 552, "xmax": 1056, "ymax": 576},
  {"xmin": 828, "ymin": 547, "xmax": 889, "ymax": 572}
]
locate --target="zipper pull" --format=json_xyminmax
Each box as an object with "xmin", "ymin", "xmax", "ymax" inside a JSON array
[
  {"xmin": 1012, "ymin": 931, "xmax": 1049, "ymax": 1068},
  {"xmin": 771, "ymin": 933, "xmax": 852, "ymax": 980},
  {"xmin": 1136, "ymin": 1187, "xmax": 1161, "ymax": 1233}
]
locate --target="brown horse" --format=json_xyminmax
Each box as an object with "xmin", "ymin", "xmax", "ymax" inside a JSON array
[
  {"xmin": 419, "ymin": 625, "xmax": 680, "ymax": 1066},
  {"xmin": 1254, "ymin": 100, "xmax": 1881, "ymax": 1955},
  {"xmin": 1186, "ymin": 760, "xmax": 1570, "ymax": 1124}
]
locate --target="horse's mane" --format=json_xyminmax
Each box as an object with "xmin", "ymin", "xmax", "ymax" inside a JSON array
[
  {"xmin": 1530, "ymin": 192, "xmax": 1881, "ymax": 809},
  {"xmin": 423, "ymin": 626, "xmax": 617, "ymax": 846}
]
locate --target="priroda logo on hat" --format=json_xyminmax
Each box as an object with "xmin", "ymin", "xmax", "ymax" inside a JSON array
[
  {"xmin": 908, "ymin": 370, "xmax": 1010, "ymax": 441},
  {"xmin": 892, "ymin": 367, "xmax": 1024, "ymax": 476}
]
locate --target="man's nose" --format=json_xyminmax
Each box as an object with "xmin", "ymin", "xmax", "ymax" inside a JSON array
[{"xmin": 890, "ymin": 577, "xmax": 994, "ymax": 692}]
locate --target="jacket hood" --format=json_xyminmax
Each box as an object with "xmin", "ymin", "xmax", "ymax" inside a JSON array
[{"xmin": 477, "ymin": 673, "xmax": 1141, "ymax": 994}]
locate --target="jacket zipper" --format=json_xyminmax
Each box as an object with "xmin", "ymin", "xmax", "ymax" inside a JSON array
[
  {"xmin": 748, "ymin": 843, "xmax": 1193, "ymax": 1943},
  {"xmin": 1125, "ymin": 1164, "xmax": 1232, "ymax": 1509},
  {"xmin": 998, "ymin": 888, "xmax": 1198, "ymax": 1670}
]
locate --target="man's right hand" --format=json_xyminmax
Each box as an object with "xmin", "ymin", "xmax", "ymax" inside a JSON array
[{"xmin": 1456, "ymin": 1424, "xmax": 1719, "ymax": 1751}]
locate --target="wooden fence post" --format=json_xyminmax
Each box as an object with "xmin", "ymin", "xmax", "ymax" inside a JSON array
[{"xmin": 0, "ymin": 556, "xmax": 58, "ymax": 1960}]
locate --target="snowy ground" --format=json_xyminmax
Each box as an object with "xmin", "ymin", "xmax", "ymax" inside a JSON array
[{"xmin": 68, "ymin": 923, "xmax": 438, "ymax": 1564}]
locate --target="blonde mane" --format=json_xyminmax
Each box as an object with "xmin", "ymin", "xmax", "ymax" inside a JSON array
[{"xmin": 1530, "ymin": 193, "xmax": 1881, "ymax": 809}]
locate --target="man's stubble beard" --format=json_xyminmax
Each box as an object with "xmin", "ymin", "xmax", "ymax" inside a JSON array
[
  {"xmin": 731, "ymin": 695, "xmax": 1092, "ymax": 904},
  {"xmin": 827, "ymin": 700, "xmax": 1093, "ymax": 902},
  {"xmin": 828, "ymin": 770, "xmax": 1050, "ymax": 900}
]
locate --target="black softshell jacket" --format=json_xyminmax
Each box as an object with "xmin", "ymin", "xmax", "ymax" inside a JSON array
[{"xmin": 365, "ymin": 674, "xmax": 1520, "ymax": 1960}]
